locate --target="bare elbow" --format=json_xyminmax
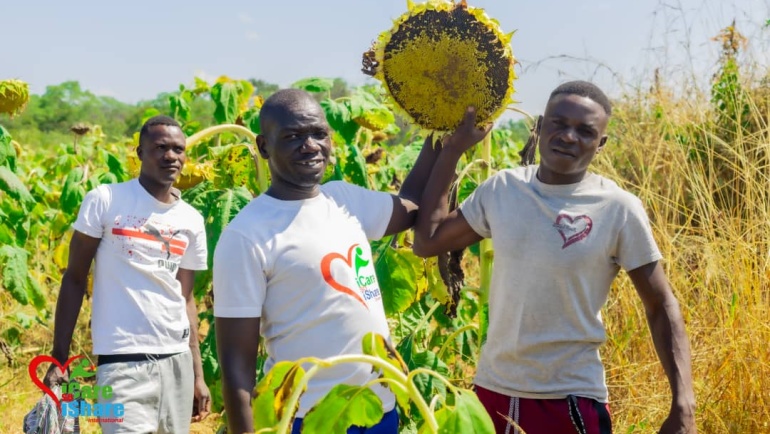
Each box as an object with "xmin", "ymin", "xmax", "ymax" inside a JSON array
[
  {"xmin": 60, "ymin": 269, "xmax": 89, "ymax": 294},
  {"xmin": 412, "ymin": 239, "xmax": 435, "ymax": 258},
  {"xmin": 412, "ymin": 244, "xmax": 428, "ymax": 258}
]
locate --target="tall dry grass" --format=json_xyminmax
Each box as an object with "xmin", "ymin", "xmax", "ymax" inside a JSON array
[{"xmin": 594, "ymin": 75, "xmax": 770, "ymax": 432}]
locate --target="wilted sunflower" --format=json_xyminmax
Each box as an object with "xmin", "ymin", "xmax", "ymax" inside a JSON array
[
  {"xmin": 0, "ymin": 79, "xmax": 30, "ymax": 117},
  {"xmin": 363, "ymin": 0, "xmax": 515, "ymax": 132},
  {"xmin": 127, "ymin": 150, "xmax": 215, "ymax": 190},
  {"xmin": 175, "ymin": 159, "xmax": 215, "ymax": 190}
]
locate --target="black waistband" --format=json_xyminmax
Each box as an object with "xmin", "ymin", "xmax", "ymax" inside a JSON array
[{"xmin": 97, "ymin": 352, "xmax": 180, "ymax": 366}]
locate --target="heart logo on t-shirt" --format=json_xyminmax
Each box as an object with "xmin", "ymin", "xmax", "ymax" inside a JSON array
[
  {"xmin": 554, "ymin": 214, "xmax": 593, "ymax": 249},
  {"xmin": 321, "ymin": 244, "xmax": 369, "ymax": 309}
]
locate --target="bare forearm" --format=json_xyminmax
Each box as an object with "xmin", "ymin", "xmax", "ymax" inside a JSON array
[
  {"xmin": 52, "ymin": 273, "xmax": 86, "ymax": 363},
  {"xmin": 220, "ymin": 355, "xmax": 256, "ymax": 433},
  {"xmin": 646, "ymin": 296, "xmax": 696, "ymax": 410},
  {"xmin": 186, "ymin": 301, "xmax": 204, "ymax": 379},
  {"xmin": 398, "ymin": 137, "xmax": 441, "ymax": 204},
  {"xmin": 223, "ymin": 377, "xmax": 256, "ymax": 433},
  {"xmin": 216, "ymin": 317, "xmax": 260, "ymax": 434},
  {"xmin": 413, "ymin": 148, "xmax": 463, "ymax": 251}
]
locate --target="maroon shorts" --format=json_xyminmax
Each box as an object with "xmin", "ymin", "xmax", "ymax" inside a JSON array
[{"xmin": 476, "ymin": 385, "xmax": 612, "ymax": 434}]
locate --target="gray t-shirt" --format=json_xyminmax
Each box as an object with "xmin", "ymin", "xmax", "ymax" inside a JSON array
[{"xmin": 460, "ymin": 165, "xmax": 662, "ymax": 402}]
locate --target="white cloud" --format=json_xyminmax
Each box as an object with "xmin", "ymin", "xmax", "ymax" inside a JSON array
[
  {"xmin": 245, "ymin": 31, "xmax": 259, "ymax": 41},
  {"xmin": 238, "ymin": 13, "xmax": 253, "ymax": 24}
]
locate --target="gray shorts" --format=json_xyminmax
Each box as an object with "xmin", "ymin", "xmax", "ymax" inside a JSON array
[{"xmin": 95, "ymin": 351, "xmax": 193, "ymax": 434}]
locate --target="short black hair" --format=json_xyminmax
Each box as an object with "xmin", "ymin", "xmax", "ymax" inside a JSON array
[
  {"xmin": 259, "ymin": 89, "xmax": 319, "ymax": 134},
  {"xmin": 549, "ymin": 80, "xmax": 612, "ymax": 116},
  {"xmin": 139, "ymin": 115, "xmax": 181, "ymax": 146}
]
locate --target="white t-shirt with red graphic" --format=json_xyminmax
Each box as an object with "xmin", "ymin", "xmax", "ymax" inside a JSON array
[
  {"xmin": 73, "ymin": 179, "xmax": 208, "ymax": 355},
  {"xmin": 459, "ymin": 165, "xmax": 662, "ymax": 403},
  {"xmin": 213, "ymin": 181, "xmax": 395, "ymax": 418}
]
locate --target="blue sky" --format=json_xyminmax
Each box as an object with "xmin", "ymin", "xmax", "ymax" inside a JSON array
[{"xmin": 2, "ymin": 0, "xmax": 767, "ymax": 119}]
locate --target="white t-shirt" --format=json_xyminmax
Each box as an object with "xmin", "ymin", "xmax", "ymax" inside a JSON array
[
  {"xmin": 213, "ymin": 181, "xmax": 395, "ymax": 418},
  {"xmin": 72, "ymin": 179, "xmax": 208, "ymax": 355},
  {"xmin": 459, "ymin": 165, "xmax": 662, "ymax": 402}
]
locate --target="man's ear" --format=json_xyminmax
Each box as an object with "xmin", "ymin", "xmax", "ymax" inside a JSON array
[
  {"xmin": 136, "ymin": 142, "xmax": 143, "ymax": 160},
  {"xmin": 598, "ymin": 135, "xmax": 608, "ymax": 151},
  {"xmin": 256, "ymin": 135, "xmax": 269, "ymax": 159}
]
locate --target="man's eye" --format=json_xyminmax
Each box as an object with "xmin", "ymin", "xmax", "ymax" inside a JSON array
[{"xmin": 313, "ymin": 131, "xmax": 328, "ymax": 139}]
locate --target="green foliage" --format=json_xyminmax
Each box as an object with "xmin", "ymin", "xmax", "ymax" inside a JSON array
[
  {"xmin": 302, "ymin": 384, "xmax": 383, "ymax": 433},
  {"xmin": 292, "ymin": 77, "xmax": 335, "ymax": 93},
  {"xmin": 375, "ymin": 246, "xmax": 424, "ymax": 315},
  {"xmin": 253, "ymin": 361, "xmax": 306, "ymax": 431},
  {"xmin": 0, "ymin": 125, "xmax": 16, "ymax": 170},
  {"xmin": 321, "ymin": 98, "xmax": 360, "ymax": 144},
  {"xmin": 398, "ymin": 336, "xmax": 450, "ymax": 404},
  {"xmin": 432, "ymin": 390, "xmax": 494, "ymax": 434},
  {"xmin": 59, "ymin": 167, "xmax": 86, "ymax": 216},
  {"xmin": 169, "ymin": 86, "xmax": 193, "ymax": 123},
  {"xmin": 342, "ymin": 142, "xmax": 369, "ymax": 187},
  {"xmin": 0, "ymin": 245, "xmax": 31, "ymax": 305},
  {"xmin": 0, "ymin": 165, "xmax": 34, "ymax": 207},
  {"xmin": 211, "ymin": 81, "xmax": 244, "ymax": 125},
  {"xmin": 711, "ymin": 57, "xmax": 750, "ymax": 133},
  {"xmin": 199, "ymin": 316, "xmax": 224, "ymax": 412},
  {"xmin": 0, "ymin": 81, "xmax": 136, "ymax": 140}
]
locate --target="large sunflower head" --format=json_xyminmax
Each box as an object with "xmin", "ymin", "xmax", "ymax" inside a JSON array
[
  {"xmin": 0, "ymin": 79, "xmax": 30, "ymax": 117},
  {"xmin": 364, "ymin": 0, "xmax": 516, "ymax": 133}
]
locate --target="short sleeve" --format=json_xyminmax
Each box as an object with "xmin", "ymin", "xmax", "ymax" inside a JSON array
[
  {"xmin": 180, "ymin": 213, "xmax": 208, "ymax": 271},
  {"xmin": 615, "ymin": 198, "xmax": 663, "ymax": 271},
  {"xmin": 325, "ymin": 181, "xmax": 393, "ymax": 240},
  {"xmin": 213, "ymin": 229, "xmax": 267, "ymax": 318},
  {"xmin": 458, "ymin": 176, "xmax": 494, "ymax": 239},
  {"xmin": 71, "ymin": 187, "xmax": 108, "ymax": 239}
]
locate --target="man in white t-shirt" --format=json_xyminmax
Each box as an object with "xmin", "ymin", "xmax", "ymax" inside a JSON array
[
  {"xmin": 213, "ymin": 89, "xmax": 487, "ymax": 434},
  {"xmin": 413, "ymin": 82, "xmax": 696, "ymax": 434},
  {"xmin": 45, "ymin": 116, "xmax": 211, "ymax": 433}
]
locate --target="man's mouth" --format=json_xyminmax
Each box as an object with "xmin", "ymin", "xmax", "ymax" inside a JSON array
[
  {"xmin": 295, "ymin": 159, "xmax": 324, "ymax": 167},
  {"xmin": 551, "ymin": 148, "xmax": 576, "ymax": 158}
]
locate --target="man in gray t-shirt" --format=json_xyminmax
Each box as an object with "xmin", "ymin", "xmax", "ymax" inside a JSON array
[{"xmin": 413, "ymin": 81, "xmax": 696, "ymax": 434}]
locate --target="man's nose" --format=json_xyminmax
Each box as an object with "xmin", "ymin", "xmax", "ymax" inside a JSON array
[
  {"xmin": 300, "ymin": 136, "xmax": 322, "ymax": 152},
  {"xmin": 560, "ymin": 127, "xmax": 578, "ymax": 143}
]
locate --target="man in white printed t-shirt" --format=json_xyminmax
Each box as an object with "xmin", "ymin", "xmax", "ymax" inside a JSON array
[
  {"xmin": 413, "ymin": 82, "xmax": 697, "ymax": 434},
  {"xmin": 45, "ymin": 116, "xmax": 211, "ymax": 433},
  {"xmin": 213, "ymin": 89, "xmax": 491, "ymax": 434}
]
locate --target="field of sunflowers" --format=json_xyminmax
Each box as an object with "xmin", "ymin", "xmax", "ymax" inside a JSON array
[{"xmin": 1, "ymin": 2, "xmax": 770, "ymax": 433}]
